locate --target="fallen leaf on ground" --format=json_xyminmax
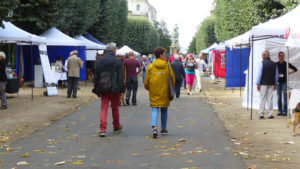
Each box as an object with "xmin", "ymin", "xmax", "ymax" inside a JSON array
[
  {"xmin": 0, "ymin": 164, "xmax": 3, "ymax": 167},
  {"xmin": 282, "ymin": 141, "xmax": 295, "ymax": 144},
  {"xmin": 54, "ymin": 161, "xmax": 66, "ymax": 166},
  {"xmin": 6, "ymin": 147, "xmax": 13, "ymax": 152},
  {"xmin": 161, "ymin": 153, "xmax": 171, "ymax": 156},
  {"xmin": 72, "ymin": 155, "xmax": 86, "ymax": 159},
  {"xmin": 145, "ymin": 136, "xmax": 151, "ymax": 139},
  {"xmin": 160, "ymin": 140, "xmax": 168, "ymax": 143},
  {"xmin": 179, "ymin": 138, "xmax": 186, "ymax": 142},
  {"xmin": 248, "ymin": 165, "xmax": 257, "ymax": 169},
  {"xmin": 186, "ymin": 160, "xmax": 193, "ymax": 163},
  {"xmin": 281, "ymin": 158, "xmax": 291, "ymax": 161},
  {"xmin": 32, "ymin": 149, "xmax": 45, "ymax": 152},
  {"xmin": 131, "ymin": 153, "xmax": 140, "ymax": 156},
  {"xmin": 176, "ymin": 126, "xmax": 185, "ymax": 128},
  {"xmin": 17, "ymin": 161, "xmax": 30, "ymax": 166},
  {"xmin": 21, "ymin": 152, "xmax": 30, "ymax": 158},
  {"xmin": 72, "ymin": 160, "xmax": 84, "ymax": 165}
]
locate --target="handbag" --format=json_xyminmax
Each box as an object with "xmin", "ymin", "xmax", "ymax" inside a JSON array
[{"xmin": 168, "ymin": 63, "xmax": 175, "ymax": 101}]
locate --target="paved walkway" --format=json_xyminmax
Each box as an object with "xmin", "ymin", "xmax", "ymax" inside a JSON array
[{"xmin": 0, "ymin": 84, "xmax": 245, "ymax": 169}]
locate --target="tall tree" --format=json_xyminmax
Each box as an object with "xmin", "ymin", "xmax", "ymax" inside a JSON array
[
  {"xmin": 154, "ymin": 20, "xmax": 172, "ymax": 53},
  {"xmin": 125, "ymin": 16, "xmax": 159, "ymax": 54},
  {"xmin": 188, "ymin": 36, "xmax": 197, "ymax": 54},
  {"xmin": 0, "ymin": 0, "xmax": 18, "ymax": 27},
  {"xmin": 89, "ymin": 0, "xmax": 128, "ymax": 46}
]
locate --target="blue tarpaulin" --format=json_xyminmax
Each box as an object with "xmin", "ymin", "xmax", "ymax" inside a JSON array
[
  {"xmin": 17, "ymin": 46, "xmax": 86, "ymax": 82},
  {"xmin": 83, "ymin": 33, "xmax": 106, "ymax": 46},
  {"xmin": 226, "ymin": 47, "xmax": 250, "ymax": 88}
]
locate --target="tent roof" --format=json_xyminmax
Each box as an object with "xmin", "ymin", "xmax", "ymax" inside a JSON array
[
  {"xmin": 225, "ymin": 31, "xmax": 250, "ymax": 48},
  {"xmin": 83, "ymin": 33, "xmax": 106, "ymax": 46},
  {"xmin": 116, "ymin": 45, "xmax": 139, "ymax": 56},
  {"xmin": 200, "ymin": 43, "xmax": 218, "ymax": 54},
  {"xmin": 74, "ymin": 36, "xmax": 106, "ymax": 50},
  {"xmin": 215, "ymin": 42, "xmax": 226, "ymax": 51},
  {"xmin": 40, "ymin": 27, "xmax": 84, "ymax": 46},
  {"xmin": 251, "ymin": 5, "xmax": 300, "ymax": 37},
  {"xmin": 0, "ymin": 21, "xmax": 45, "ymax": 44}
]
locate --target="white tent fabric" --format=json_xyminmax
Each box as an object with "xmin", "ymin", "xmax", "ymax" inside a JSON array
[
  {"xmin": 215, "ymin": 42, "xmax": 226, "ymax": 51},
  {"xmin": 286, "ymin": 25, "xmax": 300, "ymax": 47},
  {"xmin": 0, "ymin": 21, "xmax": 45, "ymax": 44},
  {"xmin": 117, "ymin": 45, "xmax": 139, "ymax": 56},
  {"xmin": 40, "ymin": 27, "xmax": 84, "ymax": 46},
  {"xmin": 74, "ymin": 36, "xmax": 105, "ymax": 50},
  {"xmin": 74, "ymin": 35, "xmax": 105, "ymax": 61},
  {"xmin": 251, "ymin": 5, "xmax": 300, "ymax": 37},
  {"xmin": 200, "ymin": 43, "xmax": 218, "ymax": 54},
  {"xmin": 242, "ymin": 38, "xmax": 300, "ymax": 109},
  {"xmin": 225, "ymin": 31, "xmax": 250, "ymax": 48}
]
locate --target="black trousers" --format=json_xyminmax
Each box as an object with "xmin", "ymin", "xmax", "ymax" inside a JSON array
[
  {"xmin": 175, "ymin": 80, "xmax": 183, "ymax": 98},
  {"xmin": 126, "ymin": 77, "xmax": 138, "ymax": 104},
  {"xmin": 67, "ymin": 77, "xmax": 79, "ymax": 97}
]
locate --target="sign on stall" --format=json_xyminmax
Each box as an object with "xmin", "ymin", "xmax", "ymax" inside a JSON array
[{"xmin": 38, "ymin": 45, "xmax": 58, "ymax": 96}]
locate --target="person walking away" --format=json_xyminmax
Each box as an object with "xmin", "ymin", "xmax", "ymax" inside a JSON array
[
  {"xmin": 168, "ymin": 49, "xmax": 182, "ymax": 63},
  {"xmin": 123, "ymin": 52, "xmax": 142, "ymax": 105},
  {"xmin": 256, "ymin": 50, "xmax": 278, "ymax": 119},
  {"xmin": 195, "ymin": 54, "xmax": 207, "ymax": 92},
  {"xmin": 145, "ymin": 47, "xmax": 175, "ymax": 138},
  {"xmin": 67, "ymin": 50, "xmax": 83, "ymax": 98},
  {"xmin": 184, "ymin": 54, "xmax": 198, "ymax": 95},
  {"xmin": 141, "ymin": 55, "xmax": 150, "ymax": 84},
  {"xmin": 94, "ymin": 43, "xmax": 125, "ymax": 137},
  {"xmin": 276, "ymin": 52, "xmax": 297, "ymax": 116},
  {"xmin": 171, "ymin": 54, "xmax": 185, "ymax": 98},
  {"xmin": 0, "ymin": 52, "xmax": 7, "ymax": 109}
]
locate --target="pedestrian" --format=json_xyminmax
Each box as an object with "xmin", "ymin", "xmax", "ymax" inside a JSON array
[
  {"xmin": 171, "ymin": 54, "xmax": 185, "ymax": 98},
  {"xmin": 276, "ymin": 51, "xmax": 297, "ymax": 116},
  {"xmin": 168, "ymin": 49, "xmax": 182, "ymax": 62},
  {"xmin": 195, "ymin": 54, "xmax": 207, "ymax": 92},
  {"xmin": 123, "ymin": 51, "xmax": 142, "ymax": 105},
  {"xmin": 256, "ymin": 50, "xmax": 278, "ymax": 119},
  {"xmin": 184, "ymin": 54, "xmax": 198, "ymax": 95},
  {"xmin": 141, "ymin": 55, "xmax": 150, "ymax": 84},
  {"xmin": 54, "ymin": 56, "xmax": 64, "ymax": 73},
  {"xmin": 0, "ymin": 52, "xmax": 7, "ymax": 110},
  {"xmin": 66, "ymin": 50, "xmax": 83, "ymax": 98},
  {"xmin": 94, "ymin": 43, "xmax": 125, "ymax": 137},
  {"xmin": 144, "ymin": 46, "xmax": 175, "ymax": 138}
]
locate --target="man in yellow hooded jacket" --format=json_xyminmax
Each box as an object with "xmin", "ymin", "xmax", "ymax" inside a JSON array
[{"xmin": 144, "ymin": 47, "xmax": 175, "ymax": 138}]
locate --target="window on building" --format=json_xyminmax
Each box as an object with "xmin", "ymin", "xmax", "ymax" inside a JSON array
[
  {"xmin": 136, "ymin": 4, "xmax": 140, "ymax": 11},
  {"xmin": 221, "ymin": 53, "xmax": 226, "ymax": 68}
]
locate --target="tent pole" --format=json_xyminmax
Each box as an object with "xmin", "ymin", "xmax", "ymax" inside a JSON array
[
  {"xmin": 247, "ymin": 38, "xmax": 250, "ymax": 111},
  {"xmin": 31, "ymin": 43, "xmax": 33, "ymax": 100},
  {"xmin": 240, "ymin": 44, "xmax": 242, "ymax": 97},
  {"xmin": 286, "ymin": 46, "xmax": 290, "ymax": 119},
  {"xmin": 251, "ymin": 35, "xmax": 254, "ymax": 120},
  {"xmin": 232, "ymin": 46, "xmax": 234, "ymax": 93}
]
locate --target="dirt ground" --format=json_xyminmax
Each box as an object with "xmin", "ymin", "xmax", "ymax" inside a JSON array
[
  {"xmin": 0, "ymin": 82, "xmax": 98, "ymax": 146},
  {"xmin": 203, "ymin": 78, "xmax": 300, "ymax": 169}
]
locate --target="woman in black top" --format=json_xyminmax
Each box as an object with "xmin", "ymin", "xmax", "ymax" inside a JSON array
[{"xmin": 0, "ymin": 52, "xmax": 7, "ymax": 109}]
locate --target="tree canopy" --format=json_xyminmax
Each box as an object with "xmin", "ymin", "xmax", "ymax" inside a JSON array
[
  {"xmin": 154, "ymin": 20, "xmax": 172, "ymax": 53},
  {"xmin": 0, "ymin": 0, "xmax": 18, "ymax": 27}
]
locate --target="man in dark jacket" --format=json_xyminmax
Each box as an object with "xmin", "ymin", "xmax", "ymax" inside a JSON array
[
  {"xmin": 256, "ymin": 50, "xmax": 278, "ymax": 119},
  {"xmin": 94, "ymin": 43, "xmax": 125, "ymax": 137},
  {"xmin": 171, "ymin": 54, "xmax": 185, "ymax": 98},
  {"xmin": 0, "ymin": 52, "xmax": 7, "ymax": 109}
]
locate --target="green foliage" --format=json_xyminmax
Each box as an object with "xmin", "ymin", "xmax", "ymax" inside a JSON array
[
  {"xmin": 125, "ymin": 16, "xmax": 159, "ymax": 54},
  {"xmin": 188, "ymin": 36, "xmax": 197, "ymax": 54},
  {"xmin": 195, "ymin": 16, "xmax": 218, "ymax": 53},
  {"xmin": 89, "ymin": 0, "xmax": 128, "ymax": 46},
  {"xmin": 0, "ymin": 0, "xmax": 18, "ymax": 27},
  {"xmin": 154, "ymin": 20, "xmax": 172, "ymax": 53},
  {"xmin": 213, "ymin": 0, "xmax": 300, "ymax": 42}
]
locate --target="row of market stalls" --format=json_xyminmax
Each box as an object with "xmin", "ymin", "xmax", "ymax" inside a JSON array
[{"xmin": 202, "ymin": 5, "xmax": 300, "ymax": 116}]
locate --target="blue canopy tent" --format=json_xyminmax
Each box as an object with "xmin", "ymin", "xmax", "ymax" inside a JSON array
[
  {"xmin": 225, "ymin": 47, "xmax": 250, "ymax": 88},
  {"xmin": 83, "ymin": 33, "xmax": 106, "ymax": 46},
  {"xmin": 17, "ymin": 28, "xmax": 86, "ymax": 82}
]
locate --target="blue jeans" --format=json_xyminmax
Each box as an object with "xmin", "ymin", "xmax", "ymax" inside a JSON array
[
  {"xmin": 142, "ymin": 70, "xmax": 145, "ymax": 84},
  {"xmin": 277, "ymin": 82, "xmax": 287, "ymax": 114},
  {"xmin": 152, "ymin": 107, "xmax": 168, "ymax": 129}
]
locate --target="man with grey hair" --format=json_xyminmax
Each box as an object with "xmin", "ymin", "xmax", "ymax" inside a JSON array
[
  {"xmin": 256, "ymin": 50, "xmax": 278, "ymax": 119},
  {"xmin": 0, "ymin": 52, "xmax": 7, "ymax": 109},
  {"xmin": 67, "ymin": 50, "xmax": 83, "ymax": 98},
  {"xmin": 171, "ymin": 54, "xmax": 185, "ymax": 98},
  {"xmin": 94, "ymin": 42, "xmax": 125, "ymax": 137}
]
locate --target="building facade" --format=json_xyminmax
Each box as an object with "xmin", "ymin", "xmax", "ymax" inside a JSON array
[{"xmin": 127, "ymin": 0, "xmax": 157, "ymax": 24}]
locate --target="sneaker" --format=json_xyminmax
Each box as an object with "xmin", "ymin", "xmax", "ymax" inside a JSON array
[
  {"xmin": 259, "ymin": 116, "xmax": 264, "ymax": 119},
  {"xmin": 282, "ymin": 113, "xmax": 287, "ymax": 116},
  {"xmin": 190, "ymin": 92, "xmax": 193, "ymax": 95},
  {"xmin": 161, "ymin": 129, "xmax": 168, "ymax": 135},
  {"xmin": 187, "ymin": 92, "xmax": 190, "ymax": 95},
  {"xmin": 114, "ymin": 125, "xmax": 123, "ymax": 134},
  {"xmin": 277, "ymin": 113, "xmax": 283, "ymax": 116},
  {"xmin": 268, "ymin": 115, "xmax": 274, "ymax": 119},
  {"xmin": 98, "ymin": 132, "xmax": 106, "ymax": 137},
  {"xmin": 132, "ymin": 103, "xmax": 137, "ymax": 106},
  {"xmin": 0, "ymin": 106, "xmax": 7, "ymax": 110},
  {"xmin": 152, "ymin": 129, "xmax": 158, "ymax": 138},
  {"xmin": 126, "ymin": 100, "xmax": 130, "ymax": 106}
]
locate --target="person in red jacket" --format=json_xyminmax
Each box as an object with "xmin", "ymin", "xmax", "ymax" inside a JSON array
[{"xmin": 168, "ymin": 49, "xmax": 182, "ymax": 63}]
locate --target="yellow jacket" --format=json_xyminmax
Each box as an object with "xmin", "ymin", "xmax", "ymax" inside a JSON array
[{"xmin": 144, "ymin": 59, "xmax": 175, "ymax": 107}]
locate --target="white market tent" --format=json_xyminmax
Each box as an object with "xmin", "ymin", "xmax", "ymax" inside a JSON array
[
  {"xmin": 225, "ymin": 31, "xmax": 250, "ymax": 48},
  {"xmin": 200, "ymin": 43, "xmax": 218, "ymax": 54},
  {"xmin": 40, "ymin": 27, "xmax": 84, "ymax": 46},
  {"xmin": 243, "ymin": 5, "xmax": 300, "ymax": 113},
  {"xmin": 0, "ymin": 21, "xmax": 45, "ymax": 44},
  {"xmin": 116, "ymin": 45, "xmax": 139, "ymax": 56},
  {"xmin": 74, "ymin": 35, "xmax": 105, "ymax": 61}
]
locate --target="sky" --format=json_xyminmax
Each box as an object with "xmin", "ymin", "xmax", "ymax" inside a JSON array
[{"xmin": 148, "ymin": 0, "xmax": 214, "ymax": 52}]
